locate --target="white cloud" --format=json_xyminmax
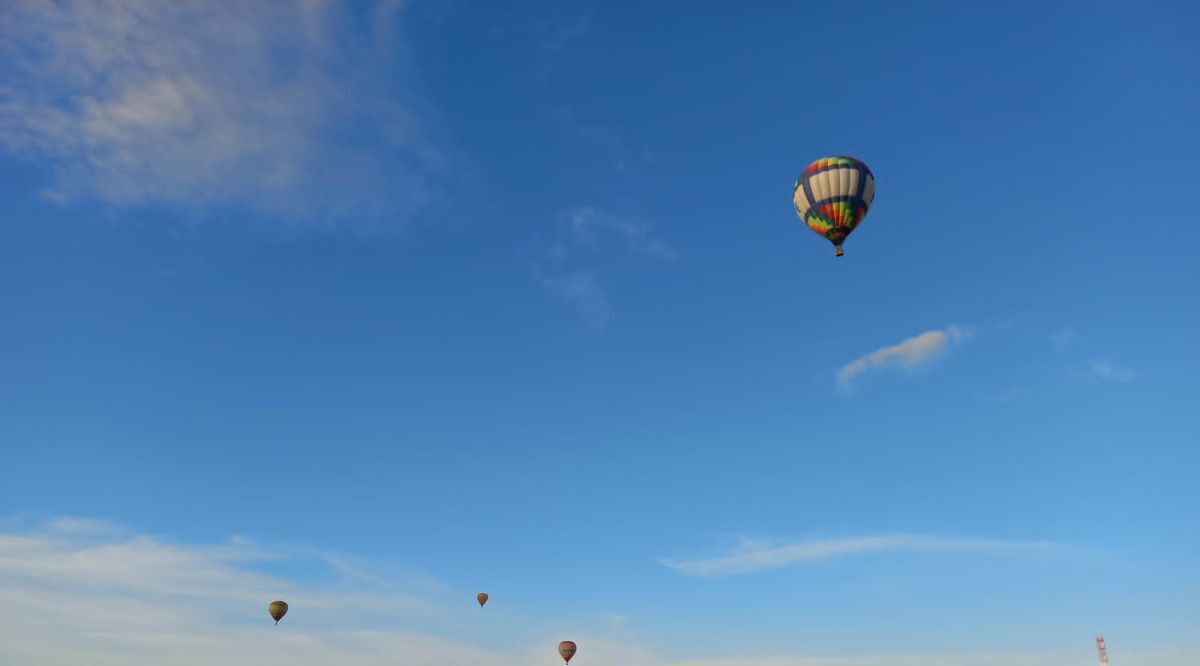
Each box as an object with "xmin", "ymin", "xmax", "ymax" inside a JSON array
[
  {"xmin": 45, "ymin": 516, "xmax": 123, "ymax": 536},
  {"xmin": 1049, "ymin": 328, "xmax": 1076, "ymax": 348},
  {"xmin": 660, "ymin": 534, "xmax": 1058, "ymax": 576},
  {"xmin": 540, "ymin": 207, "xmax": 674, "ymax": 325},
  {"xmin": 0, "ymin": 0, "xmax": 447, "ymax": 223},
  {"xmin": 667, "ymin": 654, "xmax": 1192, "ymax": 666},
  {"xmin": 837, "ymin": 326, "xmax": 972, "ymax": 389},
  {"xmin": 554, "ymin": 207, "xmax": 676, "ymax": 261},
  {"xmin": 1089, "ymin": 360, "xmax": 1135, "ymax": 382},
  {"xmin": 542, "ymin": 271, "xmax": 611, "ymax": 326},
  {"xmin": 603, "ymin": 612, "xmax": 628, "ymax": 628},
  {"xmin": 0, "ymin": 520, "xmax": 1187, "ymax": 666},
  {"xmin": 551, "ymin": 106, "xmax": 653, "ymax": 175},
  {"xmin": 535, "ymin": 9, "xmax": 594, "ymax": 53},
  {"xmin": 0, "ymin": 519, "xmax": 492, "ymax": 666}
]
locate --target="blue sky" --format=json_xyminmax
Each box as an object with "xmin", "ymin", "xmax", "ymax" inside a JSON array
[{"xmin": 1, "ymin": 1, "xmax": 1198, "ymax": 664}]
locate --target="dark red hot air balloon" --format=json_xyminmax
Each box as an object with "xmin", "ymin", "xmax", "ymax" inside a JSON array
[{"xmin": 558, "ymin": 640, "xmax": 577, "ymax": 664}]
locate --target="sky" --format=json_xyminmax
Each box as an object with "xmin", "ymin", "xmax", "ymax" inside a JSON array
[{"xmin": 1, "ymin": 1, "xmax": 1198, "ymax": 664}]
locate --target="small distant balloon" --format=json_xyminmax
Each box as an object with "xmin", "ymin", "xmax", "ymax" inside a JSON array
[
  {"xmin": 558, "ymin": 640, "xmax": 577, "ymax": 664},
  {"xmin": 268, "ymin": 600, "xmax": 288, "ymax": 625},
  {"xmin": 477, "ymin": 592, "xmax": 489, "ymax": 607}
]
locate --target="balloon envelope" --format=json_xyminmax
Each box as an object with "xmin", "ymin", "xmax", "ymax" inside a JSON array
[
  {"xmin": 268, "ymin": 600, "xmax": 288, "ymax": 625},
  {"xmin": 559, "ymin": 640, "xmax": 577, "ymax": 663},
  {"xmin": 477, "ymin": 592, "xmax": 489, "ymax": 607},
  {"xmin": 792, "ymin": 155, "xmax": 875, "ymax": 256}
]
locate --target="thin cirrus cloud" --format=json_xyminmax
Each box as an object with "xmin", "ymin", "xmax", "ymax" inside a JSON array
[
  {"xmin": 836, "ymin": 326, "xmax": 972, "ymax": 390},
  {"xmin": 540, "ymin": 207, "xmax": 675, "ymax": 325},
  {"xmin": 541, "ymin": 271, "xmax": 612, "ymax": 326},
  {"xmin": 660, "ymin": 534, "xmax": 1060, "ymax": 576},
  {"xmin": 0, "ymin": 517, "xmax": 492, "ymax": 666},
  {"xmin": 1089, "ymin": 360, "xmax": 1135, "ymax": 382},
  {"xmin": 555, "ymin": 206, "xmax": 677, "ymax": 261},
  {"xmin": 1049, "ymin": 328, "xmax": 1076, "ymax": 348},
  {"xmin": 0, "ymin": 0, "xmax": 447, "ymax": 223}
]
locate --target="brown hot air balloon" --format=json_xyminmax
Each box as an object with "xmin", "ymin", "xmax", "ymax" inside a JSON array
[
  {"xmin": 558, "ymin": 640, "xmax": 577, "ymax": 664},
  {"xmin": 268, "ymin": 600, "xmax": 288, "ymax": 625},
  {"xmin": 476, "ymin": 592, "xmax": 489, "ymax": 607}
]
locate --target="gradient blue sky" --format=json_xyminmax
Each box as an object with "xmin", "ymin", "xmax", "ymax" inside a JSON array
[{"xmin": 1, "ymin": 1, "xmax": 1198, "ymax": 665}]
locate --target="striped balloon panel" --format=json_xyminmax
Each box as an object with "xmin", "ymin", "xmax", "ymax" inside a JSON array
[{"xmin": 792, "ymin": 155, "xmax": 874, "ymax": 245}]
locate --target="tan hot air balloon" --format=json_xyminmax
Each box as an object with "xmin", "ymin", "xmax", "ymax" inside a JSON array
[
  {"xmin": 477, "ymin": 592, "xmax": 489, "ymax": 607},
  {"xmin": 558, "ymin": 640, "xmax": 577, "ymax": 664},
  {"xmin": 268, "ymin": 600, "xmax": 288, "ymax": 625}
]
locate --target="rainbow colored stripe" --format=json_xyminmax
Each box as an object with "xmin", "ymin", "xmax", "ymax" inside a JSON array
[{"xmin": 803, "ymin": 155, "xmax": 872, "ymax": 175}]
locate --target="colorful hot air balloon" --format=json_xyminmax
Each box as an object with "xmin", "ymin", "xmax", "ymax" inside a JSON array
[
  {"xmin": 558, "ymin": 640, "xmax": 577, "ymax": 664},
  {"xmin": 477, "ymin": 592, "xmax": 489, "ymax": 607},
  {"xmin": 792, "ymin": 155, "xmax": 875, "ymax": 257},
  {"xmin": 268, "ymin": 600, "xmax": 288, "ymax": 625}
]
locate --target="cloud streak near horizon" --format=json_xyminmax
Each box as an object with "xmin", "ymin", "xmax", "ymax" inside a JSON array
[
  {"xmin": 837, "ymin": 326, "xmax": 972, "ymax": 390},
  {"xmin": 660, "ymin": 534, "xmax": 1059, "ymax": 576},
  {"xmin": 0, "ymin": 518, "xmax": 1179, "ymax": 666}
]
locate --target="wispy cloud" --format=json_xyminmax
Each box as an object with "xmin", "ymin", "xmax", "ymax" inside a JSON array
[
  {"xmin": 1089, "ymin": 360, "xmax": 1135, "ymax": 382},
  {"xmin": 603, "ymin": 612, "xmax": 628, "ymax": 628},
  {"xmin": 541, "ymin": 271, "xmax": 611, "ymax": 326},
  {"xmin": 1049, "ymin": 328, "xmax": 1076, "ymax": 348},
  {"xmin": 535, "ymin": 9, "xmax": 594, "ymax": 53},
  {"xmin": 0, "ymin": 518, "xmax": 485, "ymax": 666},
  {"xmin": 660, "ymin": 534, "xmax": 1058, "ymax": 576},
  {"xmin": 540, "ymin": 207, "xmax": 674, "ymax": 325},
  {"xmin": 44, "ymin": 516, "xmax": 123, "ymax": 536},
  {"xmin": 0, "ymin": 518, "xmax": 436, "ymax": 615},
  {"xmin": 552, "ymin": 106, "xmax": 653, "ymax": 175},
  {"xmin": 0, "ymin": 0, "xmax": 447, "ymax": 223},
  {"xmin": 837, "ymin": 326, "xmax": 972, "ymax": 390},
  {"xmin": 667, "ymin": 654, "xmax": 1189, "ymax": 666},
  {"xmin": 555, "ymin": 207, "xmax": 676, "ymax": 261}
]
